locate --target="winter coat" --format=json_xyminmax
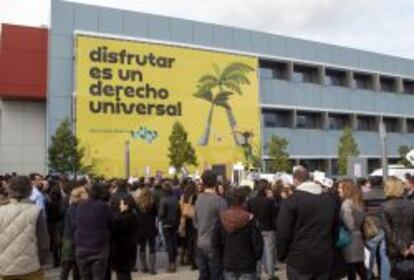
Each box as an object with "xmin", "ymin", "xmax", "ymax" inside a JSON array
[
  {"xmin": 111, "ymin": 211, "xmax": 139, "ymax": 272},
  {"xmin": 75, "ymin": 198, "xmax": 113, "ymax": 257},
  {"xmin": 159, "ymin": 195, "xmax": 180, "ymax": 228},
  {"xmin": 340, "ymin": 199, "xmax": 365, "ymax": 263},
  {"xmin": 277, "ymin": 182, "xmax": 339, "ymax": 274},
  {"xmin": 247, "ymin": 195, "xmax": 277, "ymax": 231},
  {"xmin": 135, "ymin": 204, "xmax": 158, "ymax": 239},
  {"xmin": 383, "ymin": 198, "xmax": 414, "ymax": 261},
  {"xmin": 212, "ymin": 207, "xmax": 263, "ymax": 274}
]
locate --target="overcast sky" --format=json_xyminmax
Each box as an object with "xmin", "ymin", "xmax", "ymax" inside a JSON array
[{"xmin": 1, "ymin": 0, "xmax": 413, "ymax": 59}]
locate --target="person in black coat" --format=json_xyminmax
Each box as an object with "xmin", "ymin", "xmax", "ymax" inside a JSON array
[
  {"xmin": 212, "ymin": 187, "xmax": 264, "ymax": 280},
  {"xmin": 277, "ymin": 166, "xmax": 338, "ymax": 280},
  {"xmin": 135, "ymin": 187, "xmax": 158, "ymax": 274},
  {"xmin": 111, "ymin": 195, "xmax": 139, "ymax": 280}
]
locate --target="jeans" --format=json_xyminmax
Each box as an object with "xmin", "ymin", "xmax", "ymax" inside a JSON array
[
  {"xmin": 258, "ymin": 230, "xmax": 276, "ymax": 278},
  {"xmin": 225, "ymin": 271, "xmax": 257, "ymax": 280},
  {"xmin": 287, "ymin": 265, "xmax": 329, "ymax": 280},
  {"xmin": 196, "ymin": 248, "xmax": 224, "ymax": 280},
  {"xmin": 365, "ymin": 230, "xmax": 391, "ymax": 280},
  {"xmin": 163, "ymin": 226, "xmax": 178, "ymax": 264},
  {"xmin": 76, "ymin": 247, "xmax": 109, "ymax": 280},
  {"xmin": 60, "ymin": 260, "xmax": 80, "ymax": 280}
]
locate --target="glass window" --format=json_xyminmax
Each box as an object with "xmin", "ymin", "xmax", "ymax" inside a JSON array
[
  {"xmin": 296, "ymin": 112, "xmax": 322, "ymax": 129},
  {"xmin": 380, "ymin": 76, "xmax": 396, "ymax": 92},
  {"xmin": 263, "ymin": 109, "xmax": 291, "ymax": 128},
  {"xmin": 259, "ymin": 60, "xmax": 287, "ymax": 80},
  {"xmin": 404, "ymin": 80, "xmax": 414, "ymax": 94},
  {"xmin": 383, "ymin": 117, "xmax": 400, "ymax": 133},
  {"xmin": 293, "ymin": 64, "xmax": 318, "ymax": 84},
  {"xmin": 328, "ymin": 114, "xmax": 350, "ymax": 130},
  {"xmin": 407, "ymin": 119, "xmax": 414, "ymax": 133},
  {"xmin": 357, "ymin": 116, "xmax": 376, "ymax": 131},
  {"xmin": 325, "ymin": 69, "xmax": 347, "ymax": 87},
  {"xmin": 354, "ymin": 73, "xmax": 372, "ymax": 90}
]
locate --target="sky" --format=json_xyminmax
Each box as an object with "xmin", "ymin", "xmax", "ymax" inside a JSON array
[{"xmin": 0, "ymin": 0, "xmax": 413, "ymax": 59}]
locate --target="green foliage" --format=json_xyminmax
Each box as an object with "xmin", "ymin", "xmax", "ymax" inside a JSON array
[
  {"xmin": 168, "ymin": 121, "xmax": 198, "ymax": 172},
  {"xmin": 48, "ymin": 118, "xmax": 92, "ymax": 175},
  {"xmin": 266, "ymin": 135, "xmax": 291, "ymax": 173},
  {"xmin": 398, "ymin": 145, "xmax": 413, "ymax": 167},
  {"xmin": 337, "ymin": 127, "xmax": 360, "ymax": 175}
]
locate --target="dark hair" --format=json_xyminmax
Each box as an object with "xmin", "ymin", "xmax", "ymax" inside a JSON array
[
  {"xmin": 356, "ymin": 177, "xmax": 367, "ymax": 188},
  {"xmin": 183, "ymin": 180, "xmax": 197, "ymax": 203},
  {"xmin": 201, "ymin": 170, "xmax": 218, "ymax": 188},
  {"xmin": 162, "ymin": 181, "xmax": 173, "ymax": 196},
  {"xmin": 121, "ymin": 195, "xmax": 136, "ymax": 211},
  {"xmin": 8, "ymin": 176, "xmax": 32, "ymax": 200},
  {"xmin": 116, "ymin": 179, "xmax": 128, "ymax": 192},
  {"xmin": 228, "ymin": 188, "xmax": 247, "ymax": 207},
  {"xmin": 293, "ymin": 166, "xmax": 309, "ymax": 183},
  {"xmin": 257, "ymin": 179, "xmax": 270, "ymax": 196},
  {"xmin": 89, "ymin": 182, "xmax": 109, "ymax": 200},
  {"xmin": 29, "ymin": 173, "xmax": 41, "ymax": 182},
  {"xmin": 75, "ymin": 178, "xmax": 88, "ymax": 188}
]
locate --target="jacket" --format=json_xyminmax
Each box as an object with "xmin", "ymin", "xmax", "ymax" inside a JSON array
[
  {"xmin": 341, "ymin": 199, "xmax": 365, "ymax": 263},
  {"xmin": 75, "ymin": 198, "xmax": 113, "ymax": 256},
  {"xmin": 277, "ymin": 182, "xmax": 338, "ymax": 274},
  {"xmin": 247, "ymin": 195, "xmax": 277, "ymax": 231},
  {"xmin": 111, "ymin": 210, "xmax": 139, "ymax": 272},
  {"xmin": 0, "ymin": 200, "xmax": 49, "ymax": 276},
  {"xmin": 212, "ymin": 207, "xmax": 263, "ymax": 273},
  {"xmin": 383, "ymin": 198, "xmax": 414, "ymax": 261},
  {"xmin": 135, "ymin": 204, "xmax": 158, "ymax": 239},
  {"xmin": 159, "ymin": 195, "xmax": 180, "ymax": 228}
]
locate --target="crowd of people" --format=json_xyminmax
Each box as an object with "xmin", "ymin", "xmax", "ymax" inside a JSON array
[{"xmin": 1, "ymin": 167, "xmax": 414, "ymax": 280}]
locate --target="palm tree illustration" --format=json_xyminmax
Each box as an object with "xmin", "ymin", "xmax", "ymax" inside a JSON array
[{"xmin": 194, "ymin": 62, "xmax": 254, "ymax": 146}]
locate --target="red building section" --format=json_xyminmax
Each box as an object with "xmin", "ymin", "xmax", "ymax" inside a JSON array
[{"xmin": 0, "ymin": 24, "xmax": 48, "ymax": 101}]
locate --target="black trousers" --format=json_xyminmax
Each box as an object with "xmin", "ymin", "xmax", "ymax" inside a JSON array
[
  {"xmin": 287, "ymin": 265, "xmax": 329, "ymax": 280},
  {"xmin": 60, "ymin": 260, "xmax": 80, "ymax": 280},
  {"xmin": 162, "ymin": 226, "xmax": 178, "ymax": 264}
]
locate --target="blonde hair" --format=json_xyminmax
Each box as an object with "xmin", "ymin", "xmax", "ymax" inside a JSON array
[
  {"xmin": 70, "ymin": 186, "xmax": 88, "ymax": 204},
  {"xmin": 136, "ymin": 187, "xmax": 154, "ymax": 212},
  {"xmin": 384, "ymin": 176, "xmax": 405, "ymax": 198},
  {"xmin": 339, "ymin": 178, "xmax": 363, "ymax": 209}
]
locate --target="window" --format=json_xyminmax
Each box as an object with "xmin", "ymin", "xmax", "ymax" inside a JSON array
[
  {"xmin": 325, "ymin": 69, "xmax": 347, "ymax": 87},
  {"xmin": 354, "ymin": 73, "xmax": 372, "ymax": 90},
  {"xmin": 404, "ymin": 80, "xmax": 414, "ymax": 94},
  {"xmin": 357, "ymin": 115, "xmax": 376, "ymax": 131},
  {"xmin": 293, "ymin": 64, "xmax": 318, "ymax": 83},
  {"xmin": 328, "ymin": 114, "xmax": 350, "ymax": 130},
  {"xmin": 263, "ymin": 109, "xmax": 291, "ymax": 128},
  {"xmin": 407, "ymin": 119, "xmax": 414, "ymax": 133},
  {"xmin": 383, "ymin": 117, "xmax": 400, "ymax": 133},
  {"xmin": 259, "ymin": 60, "xmax": 288, "ymax": 80},
  {"xmin": 380, "ymin": 76, "xmax": 396, "ymax": 92},
  {"xmin": 296, "ymin": 111, "xmax": 322, "ymax": 129}
]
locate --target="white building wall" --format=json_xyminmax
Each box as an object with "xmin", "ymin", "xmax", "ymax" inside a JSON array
[{"xmin": 0, "ymin": 100, "xmax": 46, "ymax": 175}]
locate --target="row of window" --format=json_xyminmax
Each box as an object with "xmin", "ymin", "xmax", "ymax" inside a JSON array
[
  {"xmin": 263, "ymin": 108, "xmax": 414, "ymax": 133},
  {"xmin": 259, "ymin": 60, "xmax": 414, "ymax": 94}
]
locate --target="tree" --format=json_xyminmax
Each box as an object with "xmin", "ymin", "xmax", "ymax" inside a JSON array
[
  {"xmin": 48, "ymin": 118, "xmax": 92, "ymax": 175},
  {"xmin": 168, "ymin": 121, "xmax": 198, "ymax": 172},
  {"xmin": 398, "ymin": 145, "xmax": 412, "ymax": 167},
  {"xmin": 337, "ymin": 127, "xmax": 360, "ymax": 175},
  {"xmin": 266, "ymin": 135, "xmax": 291, "ymax": 173},
  {"xmin": 194, "ymin": 62, "xmax": 254, "ymax": 146}
]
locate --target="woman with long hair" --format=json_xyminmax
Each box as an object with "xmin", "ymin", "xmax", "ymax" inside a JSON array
[
  {"xmin": 135, "ymin": 187, "xmax": 158, "ymax": 274},
  {"xmin": 338, "ymin": 179, "xmax": 367, "ymax": 280}
]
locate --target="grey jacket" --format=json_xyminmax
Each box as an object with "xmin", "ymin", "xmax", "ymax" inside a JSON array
[{"xmin": 341, "ymin": 199, "xmax": 365, "ymax": 263}]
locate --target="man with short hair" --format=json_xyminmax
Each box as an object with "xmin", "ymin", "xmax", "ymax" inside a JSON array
[
  {"xmin": 194, "ymin": 170, "xmax": 227, "ymax": 280},
  {"xmin": 277, "ymin": 166, "xmax": 338, "ymax": 280},
  {"xmin": 0, "ymin": 176, "xmax": 49, "ymax": 280},
  {"xmin": 29, "ymin": 173, "xmax": 47, "ymax": 214}
]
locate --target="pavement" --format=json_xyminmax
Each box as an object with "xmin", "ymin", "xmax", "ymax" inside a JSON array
[{"xmin": 45, "ymin": 251, "xmax": 287, "ymax": 280}]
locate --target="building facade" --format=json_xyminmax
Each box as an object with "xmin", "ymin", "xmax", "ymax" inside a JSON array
[{"xmin": 3, "ymin": 0, "xmax": 414, "ymax": 175}]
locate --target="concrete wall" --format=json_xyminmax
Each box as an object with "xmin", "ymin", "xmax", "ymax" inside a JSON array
[{"xmin": 0, "ymin": 101, "xmax": 46, "ymax": 174}]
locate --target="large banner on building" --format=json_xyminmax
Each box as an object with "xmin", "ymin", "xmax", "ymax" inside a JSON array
[{"xmin": 75, "ymin": 35, "xmax": 260, "ymax": 177}]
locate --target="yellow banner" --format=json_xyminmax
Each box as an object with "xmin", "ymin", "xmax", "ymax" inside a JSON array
[{"xmin": 75, "ymin": 35, "xmax": 260, "ymax": 177}]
